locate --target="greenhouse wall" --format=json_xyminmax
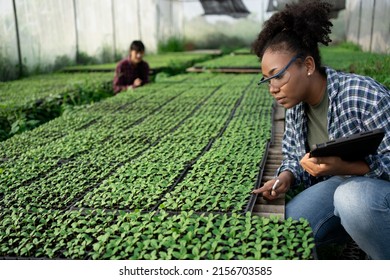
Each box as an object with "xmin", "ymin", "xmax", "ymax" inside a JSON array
[
  {"xmin": 75, "ymin": 0, "xmax": 114, "ymax": 61},
  {"xmin": 157, "ymin": 0, "xmax": 184, "ymax": 43},
  {"xmin": 182, "ymin": 0, "xmax": 268, "ymax": 50},
  {"xmin": 261, "ymin": 0, "xmax": 389, "ymax": 54},
  {"xmin": 0, "ymin": 0, "xmax": 19, "ymax": 80},
  {"xmin": 113, "ymin": 0, "xmax": 142, "ymax": 58},
  {"xmin": 15, "ymin": 0, "xmax": 77, "ymax": 69},
  {"xmin": 0, "ymin": 0, "xmax": 183, "ymax": 80},
  {"xmin": 345, "ymin": 0, "xmax": 390, "ymax": 53}
]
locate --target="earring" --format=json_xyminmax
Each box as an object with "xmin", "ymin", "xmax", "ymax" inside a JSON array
[{"xmin": 307, "ymin": 72, "xmax": 311, "ymax": 76}]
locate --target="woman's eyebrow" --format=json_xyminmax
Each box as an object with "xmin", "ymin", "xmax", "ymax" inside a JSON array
[
  {"xmin": 265, "ymin": 67, "xmax": 278, "ymax": 77},
  {"xmin": 268, "ymin": 67, "xmax": 278, "ymax": 75}
]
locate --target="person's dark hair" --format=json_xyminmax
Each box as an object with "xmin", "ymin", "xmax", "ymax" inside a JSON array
[
  {"xmin": 130, "ymin": 40, "xmax": 145, "ymax": 52},
  {"xmin": 252, "ymin": 0, "xmax": 333, "ymax": 70}
]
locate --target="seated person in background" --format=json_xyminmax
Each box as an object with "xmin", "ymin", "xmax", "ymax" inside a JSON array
[{"xmin": 113, "ymin": 40, "xmax": 149, "ymax": 94}]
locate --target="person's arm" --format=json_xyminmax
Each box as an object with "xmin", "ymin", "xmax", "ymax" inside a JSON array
[
  {"xmin": 276, "ymin": 109, "xmax": 306, "ymax": 187},
  {"xmin": 130, "ymin": 62, "xmax": 149, "ymax": 89},
  {"xmin": 113, "ymin": 62, "xmax": 129, "ymax": 94},
  {"xmin": 301, "ymin": 91, "xmax": 390, "ymax": 180},
  {"xmin": 140, "ymin": 62, "xmax": 150, "ymax": 85},
  {"xmin": 361, "ymin": 95, "xmax": 390, "ymax": 181},
  {"xmin": 252, "ymin": 109, "xmax": 305, "ymax": 200}
]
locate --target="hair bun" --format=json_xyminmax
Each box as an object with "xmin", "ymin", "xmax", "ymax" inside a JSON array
[
  {"xmin": 252, "ymin": 0, "xmax": 333, "ymax": 59},
  {"xmin": 285, "ymin": 0, "xmax": 333, "ymax": 48}
]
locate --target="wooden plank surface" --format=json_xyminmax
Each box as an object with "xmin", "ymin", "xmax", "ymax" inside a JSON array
[{"xmin": 252, "ymin": 103, "xmax": 286, "ymax": 219}]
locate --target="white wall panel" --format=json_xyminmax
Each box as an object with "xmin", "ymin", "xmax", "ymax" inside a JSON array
[
  {"xmin": 345, "ymin": 0, "xmax": 390, "ymax": 53},
  {"xmin": 15, "ymin": 0, "xmax": 76, "ymax": 69},
  {"xmin": 113, "ymin": 0, "xmax": 141, "ymax": 58},
  {"xmin": 0, "ymin": 0, "xmax": 19, "ymax": 79},
  {"xmin": 138, "ymin": 0, "xmax": 158, "ymax": 53},
  {"xmin": 75, "ymin": 0, "xmax": 114, "ymax": 60}
]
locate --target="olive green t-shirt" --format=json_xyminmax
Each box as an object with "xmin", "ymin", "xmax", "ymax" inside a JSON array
[{"xmin": 307, "ymin": 89, "xmax": 329, "ymax": 148}]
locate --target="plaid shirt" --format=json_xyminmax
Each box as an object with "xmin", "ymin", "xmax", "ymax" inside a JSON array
[{"xmin": 277, "ymin": 67, "xmax": 390, "ymax": 187}]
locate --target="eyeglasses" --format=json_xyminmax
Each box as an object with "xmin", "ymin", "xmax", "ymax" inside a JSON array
[{"xmin": 258, "ymin": 54, "xmax": 303, "ymax": 88}]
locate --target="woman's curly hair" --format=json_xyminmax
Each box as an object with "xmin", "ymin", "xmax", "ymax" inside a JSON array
[{"xmin": 252, "ymin": 0, "xmax": 333, "ymax": 68}]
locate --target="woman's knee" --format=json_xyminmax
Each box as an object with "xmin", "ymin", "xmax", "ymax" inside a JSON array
[
  {"xmin": 334, "ymin": 177, "xmax": 390, "ymax": 220},
  {"xmin": 333, "ymin": 178, "xmax": 365, "ymax": 218}
]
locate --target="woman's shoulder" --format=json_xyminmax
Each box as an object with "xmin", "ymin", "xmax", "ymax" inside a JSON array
[
  {"xmin": 325, "ymin": 67, "xmax": 388, "ymax": 98},
  {"xmin": 140, "ymin": 60, "xmax": 150, "ymax": 69},
  {"xmin": 116, "ymin": 58, "xmax": 131, "ymax": 69}
]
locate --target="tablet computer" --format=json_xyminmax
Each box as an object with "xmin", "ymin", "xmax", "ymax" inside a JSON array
[{"xmin": 309, "ymin": 128, "xmax": 385, "ymax": 161}]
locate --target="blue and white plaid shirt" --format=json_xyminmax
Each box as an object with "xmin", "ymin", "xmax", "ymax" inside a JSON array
[{"xmin": 277, "ymin": 67, "xmax": 390, "ymax": 187}]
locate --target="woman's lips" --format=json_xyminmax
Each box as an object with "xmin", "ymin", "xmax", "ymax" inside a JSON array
[{"xmin": 276, "ymin": 97, "xmax": 286, "ymax": 104}]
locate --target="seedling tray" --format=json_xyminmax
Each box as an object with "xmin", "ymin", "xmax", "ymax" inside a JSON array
[
  {"xmin": 186, "ymin": 66, "xmax": 261, "ymax": 73},
  {"xmin": 245, "ymin": 141, "xmax": 271, "ymax": 213}
]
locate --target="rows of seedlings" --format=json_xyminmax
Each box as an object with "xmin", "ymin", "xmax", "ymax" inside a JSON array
[
  {"xmin": 1, "ymin": 75, "xmax": 231, "ymax": 209},
  {"xmin": 1, "ymin": 82, "xmax": 181, "ymax": 157},
  {"xmin": 0, "ymin": 74, "xmax": 251, "ymax": 204},
  {"xmin": 0, "ymin": 84, "xmax": 191, "ymax": 195},
  {"xmin": 0, "ymin": 208, "xmax": 314, "ymax": 260},
  {"xmin": 62, "ymin": 52, "xmax": 216, "ymax": 73},
  {"xmin": 193, "ymin": 54, "xmax": 260, "ymax": 69},
  {"xmin": 0, "ymin": 73, "xmax": 219, "ymax": 158},
  {"xmin": 73, "ymin": 79, "xmax": 249, "ymax": 211},
  {"xmin": 0, "ymin": 73, "xmax": 316, "ymax": 259},
  {"xmin": 159, "ymin": 86, "xmax": 273, "ymax": 213},
  {"xmin": 0, "ymin": 72, "xmax": 115, "ymax": 141},
  {"xmin": 0, "ymin": 73, "xmax": 112, "ymax": 109}
]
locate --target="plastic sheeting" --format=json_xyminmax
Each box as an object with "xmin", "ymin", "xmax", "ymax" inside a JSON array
[
  {"xmin": 266, "ymin": 0, "xmax": 346, "ymax": 18},
  {"xmin": 263, "ymin": 0, "xmax": 389, "ymax": 53},
  {"xmin": 0, "ymin": 0, "xmax": 184, "ymax": 76},
  {"xmin": 0, "ymin": 0, "xmax": 76, "ymax": 73},
  {"xmin": 345, "ymin": 0, "xmax": 390, "ymax": 53},
  {"xmin": 0, "ymin": 0, "xmax": 19, "ymax": 79}
]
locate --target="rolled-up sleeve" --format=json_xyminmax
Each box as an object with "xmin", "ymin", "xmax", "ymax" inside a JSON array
[{"xmin": 277, "ymin": 109, "xmax": 306, "ymax": 187}]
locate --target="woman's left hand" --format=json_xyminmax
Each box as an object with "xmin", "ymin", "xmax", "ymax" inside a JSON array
[{"xmin": 300, "ymin": 153, "xmax": 348, "ymax": 177}]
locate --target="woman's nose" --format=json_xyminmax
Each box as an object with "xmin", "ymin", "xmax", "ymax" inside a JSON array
[{"xmin": 269, "ymin": 84, "xmax": 280, "ymax": 95}]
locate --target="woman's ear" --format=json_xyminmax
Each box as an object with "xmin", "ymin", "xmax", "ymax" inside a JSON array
[{"xmin": 304, "ymin": 56, "xmax": 316, "ymax": 76}]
